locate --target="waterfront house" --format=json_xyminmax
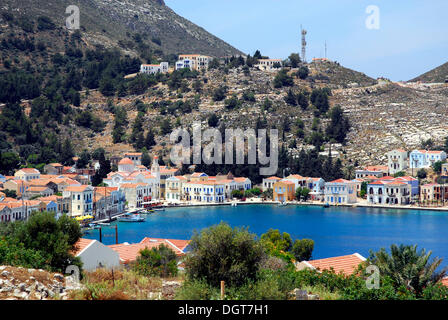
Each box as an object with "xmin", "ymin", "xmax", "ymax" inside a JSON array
[
  {"xmin": 233, "ymin": 177, "xmax": 252, "ymax": 192},
  {"xmin": 304, "ymin": 177, "xmax": 325, "ymax": 200},
  {"xmin": 63, "ymin": 185, "xmax": 94, "ymax": 217},
  {"xmin": 324, "ymin": 179, "xmax": 357, "ymax": 205},
  {"xmin": 72, "ymin": 238, "xmax": 121, "ymax": 271},
  {"xmin": 394, "ymin": 176, "xmax": 419, "ymax": 198},
  {"xmin": 295, "ymin": 253, "xmax": 366, "ymax": 276},
  {"xmin": 420, "ymin": 184, "xmax": 448, "ymax": 204},
  {"xmin": 182, "ymin": 181, "xmax": 226, "ymax": 203},
  {"xmin": 165, "ymin": 176, "xmax": 187, "ymax": 203},
  {"xmin": 283, "ymin": 174, "xmax": 308, "ymax": 190},
  {"xmin": 94, "ymin": 187, "xmax": 126, "ymax": 219},
  {"xmin": 14, "ymin": 168, "xmax": 40, "ymax": 181},
  {"xmin": 118, "ymin": 183, "xmax": 150, "ymax": 210},
  {"xmin": 140, "ymin": 62, "xmax": 169, "ymax": 75},
  {"xmin": 367, "ymin": 179, "xmax": 411, "ymax": 205},
  {"xmin": 387, "ymin": 149, "xmax": 409, "ymax": 175},
  {"xmin": 273, "ymin": 180, "xmax": 295, "ymax": 202},
  {"xmin": 262, "ymin": 176, "xmax": 282, "ymax": 192},
  {"xmin": 409, "ymin": 150, "xmax": 447, "ymax": 169}
]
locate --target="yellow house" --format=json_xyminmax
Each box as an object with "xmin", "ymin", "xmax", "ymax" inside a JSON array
[{"xmin": 273, "ymin": 181, "xmax": 295, "ymax": 202}]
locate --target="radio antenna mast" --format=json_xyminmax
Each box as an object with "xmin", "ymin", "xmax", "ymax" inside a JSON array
[{"xmin": 301, "ymin": 25, "xmax": 307, "ymax": 63}]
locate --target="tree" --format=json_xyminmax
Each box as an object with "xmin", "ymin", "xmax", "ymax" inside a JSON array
[
  {"xmin": 76, "ymin": 150, "xmax": 91, "ymax": 169},
  {"xmin": 133, "ymin": 244, "xmax": 178, "ymax": 277},
  {"xmin": 99, "ymin": 77, "xmax": 115, "ymax": 96},
  {"xmin": 184, "ymin": 222, "xmax": 265, "ymax": 287},
  {"xmin": 288, "ymin": 53, "xmax": 301, "ymax": 68},
  {"xmin": 326, "ymin": 105, "xmax": 351, "ymax": 144},
  {"xmin": 160, "ymin": 118, "xmax": 172, "ymax": 135},
  {"xmin": 368, "ymin": 244, "xmax": 447, "ymax": 297},
  {"xmin": 291, "ymin": 239, "xmax": 314, "ymax": 261},
  {"xmin": 144, "ymin": 129, "xmax": 156, "ymax": 149},
  {"xmin": 432, "ymin": 161, "xmax": 445, "ymax": 174},
  {"xmin": 297, "ymin": 66, "xmax": 309, "ymax": 79},
  {"xmin": 261, "ymin": 229, "xmax": 292, "ymax": 252},
  {"xmin": 231, "ymin": 189, "xmax": 244, "ymax": 199},
  {"xmin": 0, "ymin": 151, "xmax": 20, "ymax": 175},
  {"xmin": 0, "ymin": 211, "xmax": 82, "ymax": 272},
  {"xmin": 417, "ymin": 169, "xmax": 427, "ymax": 180},
  {"xmin": 207, "ymin": 113, "xmax": 219, "ymax": 127},
  {"xmin": 273, "ymin": 69, "xmax": 294, "ymax": 88}
]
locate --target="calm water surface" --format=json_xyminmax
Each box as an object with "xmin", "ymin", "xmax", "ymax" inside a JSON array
[{"xmin": 84, "ymin": 204, "xmax": 448, "ymax": 265}]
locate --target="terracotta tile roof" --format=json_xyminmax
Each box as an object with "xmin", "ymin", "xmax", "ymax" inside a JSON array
[
  {"xmin": 124, "ymin": 152, "xmax": 142, "ymax": 156},
  {"xmin": 378, "ymin": 176, "xmax": 395, "ymax": 181},
  {"xmin": 48, "ymin": 163, "xmax": 63, "ymax": 167},
  {"xmin": 140, "ymin": 238, "xmax": 191, "ymax": 252},
  {"xmin": 287, "ymin": 174, "xmax": 305, "ymax": 180},
  {"xmin": 266, "ymin": 176, "xmax": 282, "ymax": 180},
  {"xmin": 27, "ymin": 186, "xmax": 51, "ymax": 192},
  {"xmin": 71, "ymin": 238, "xmax": 96, "ymax": 256},
  {"xmin": 65, "ymin": 185, "xmax": 91, "ymax": 192},
  {"xmin": 329, "ymin": 179, "xmax": 351, "ymax": 183},
  {"xmin": 233, "ymin": 177, "xmax": 249, "ymax": 182},
  {"xmin": 108, "ymin": 239, "xmax": 188, "ymax": 263},
  {"xmin": 304, "ymin": 253, "xmax": 366, "ymax": 276},
  {"xmin": 440, "ymin": 277, "xmax": 448, "ymax": 287},
  {"xmin": 17, "ymin": 168, "xmax": 40, "ymax": 174},
  {"xmin": 365, "ymin": 165, "xmax": 388, "ymax": 172},
  {"xmin": 39, "ymin": 195, "xmax": 63, "ymax": 201},
  {"xmin": 118, "ymin": 158, "xmax": 134, "ymax": 165}
]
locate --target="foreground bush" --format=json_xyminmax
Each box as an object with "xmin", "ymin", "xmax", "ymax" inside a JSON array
[
  {"xmin": 0, "ymin": 211, "xmax": 82, "ymax": 272},
  {"xmin": 133, "ymin": 244, "xmax": 178, "ymax": 277},
  {"xmin": 185, "ymin": 222, "xmax": 265, "ymax": 287}
]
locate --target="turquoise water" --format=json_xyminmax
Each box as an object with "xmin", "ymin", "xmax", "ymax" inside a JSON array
[{"xmin": 84, "ymin": 204, "xmax": 448, "ymax": 265}]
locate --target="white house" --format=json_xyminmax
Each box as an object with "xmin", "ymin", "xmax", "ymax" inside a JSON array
[
  {"xmin": 262, "ymin": 176, "xmax": 282, "ymax": 192},
  {"xmin": 387, "ymin": 149, "xmax": 409, "ymax": 175},
  {"xmin": 324, "ymin": 179, "xmax": 357, "ymax": 205},
  {"xmin": 140, "ymin": 62, "xmax": 169, "ymax": 75},
  {"xmin": 367, "ymin": 179, "xmax": 411, "ymax": 205},
  {"xmin": 254, "ymin": 59, "xmax": 283, "ymax": 71},
  {"xmin": 183, "ymin": 181, "xmax": 225, "ymax": 203},
  {"xmin": 72, "ymin": 238, "xmax": 121, "ymax": 271}
]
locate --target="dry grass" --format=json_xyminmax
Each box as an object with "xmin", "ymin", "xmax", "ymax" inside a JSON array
[{"xmin": 69, "ymin": 268, "xmax": 183, "ymax": 300}]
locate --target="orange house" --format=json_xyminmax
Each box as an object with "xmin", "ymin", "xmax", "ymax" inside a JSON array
[{"xmin": 273, "ymin": 181, "xmax": 295, "ymax": 202}]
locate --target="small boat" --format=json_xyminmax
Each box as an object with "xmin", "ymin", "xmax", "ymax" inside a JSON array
[
  {"xmin": 278, "ymin": 201, "xmax": 288, "ymax": 207},
  {"xmin": 118, "ymin": 214, "xmax": 146, "ymax": 223},
  {"xmin": 153, "ymin": 208, "xmax": 165, "ymax": 212},
  {"xmin": 231, "ymin": 202, "xmax": 237, "ymax": 207},
  {"xmin": 323, "ymin": 203, "xmax": 330, "ymax": 208}
]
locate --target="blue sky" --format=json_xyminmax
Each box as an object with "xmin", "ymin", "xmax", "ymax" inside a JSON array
[{"xmin": 165, "ymin": 0, "xmax": 448, "ymax": 81}]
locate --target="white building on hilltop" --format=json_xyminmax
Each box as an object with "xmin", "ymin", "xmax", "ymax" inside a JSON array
[{"xmin": 140, "ymin": 62, "xmax": 169, "ymax": 75}]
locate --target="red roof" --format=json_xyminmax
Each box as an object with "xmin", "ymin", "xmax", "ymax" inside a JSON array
[
  {"xmin": 140, "ymin": 237, "xmax": 190, "ymax": 252},
  {"xmin": 303, "ymin": 253, "xmax": 366, "ymax": 276},
  {"xmin": 71, "ymin": 238, "xmax": 96, "ymax": 256},
  {"xmin": 108, "ymin": 238, "xmax": 190, "ymax": 263},
  {"xmin": 118, "ymin": 158, "xmax": 134, "ymax": 165}
]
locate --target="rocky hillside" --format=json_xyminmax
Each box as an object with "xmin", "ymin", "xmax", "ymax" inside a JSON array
[
  {"xmin": 68, "ymin": 65, "xmax": 448, "ymax": 169},
  {"xmin": 0, "ymin": 0, "xmax": 242, "ymax": 60},
  {"xmin": 0, "ymin": 265, "xmax": 81, "ymax": 300},
  {"xmin": 308, "ymin": 59, "xmax": 377, "ymax": 89},
  {"xmin": 410, "ymin": 61, "xmax": 448, "ymax": 83}
]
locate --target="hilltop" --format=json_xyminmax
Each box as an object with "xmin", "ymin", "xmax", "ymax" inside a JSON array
[
  {"xmin": 410, "ymin": 61, "xmax": 448, "ymax": 83},
  {"xmin": 0, "ymin": 0, "xmax": 242, "ymax": 65}
]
